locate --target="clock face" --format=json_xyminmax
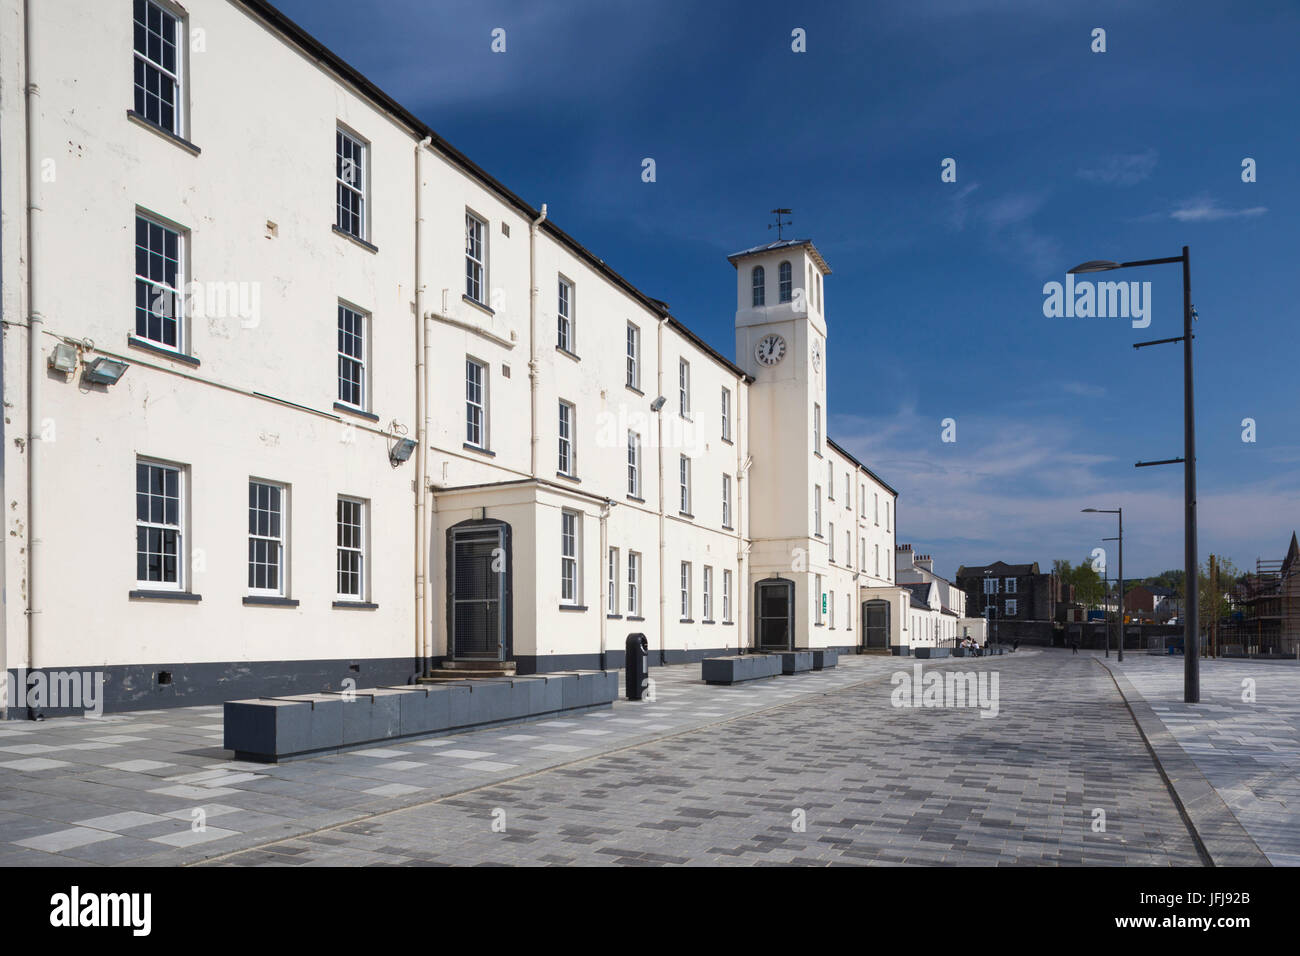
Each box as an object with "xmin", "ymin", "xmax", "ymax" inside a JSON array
[
  {"xmin": 755, "ymin": 334, "xmax": 786, "ymax": 366},
  {"xmin": 811, "ymin": 339, "xmax": 823, "ymax": 372}
]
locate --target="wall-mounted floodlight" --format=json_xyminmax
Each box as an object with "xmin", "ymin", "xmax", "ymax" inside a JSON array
[
  {"xmin": 84, "ymin": 357, "xmax": 128, "ymax": 385},
  {"xmin": 389, "ymin": 437, "xmax": 417, "ymax": 465},
  {"xmin": 49, "ymin": 343, "xmax": 78, "ymax": 373},
  {"xmin": 650, "ymin": 396, "xmax": 666, "ymax": 412}
]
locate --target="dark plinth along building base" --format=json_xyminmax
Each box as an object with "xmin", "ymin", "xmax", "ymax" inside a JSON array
[
  {"xmin": 913, "ymin": 647, "xmax": 952, "ymax": 659},
  {"xmin": 701, "ymin": 655, "xmax": 783, "ymax": 685},
  {"xmin": 224, "ymin": 671, "xmax": 618, "ymax": 762},
  {"xmin": 811, "ymin": 649, "xmax": 838, "ymax": 670}
]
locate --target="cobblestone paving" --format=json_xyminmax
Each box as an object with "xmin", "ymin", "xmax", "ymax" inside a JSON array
[
  {"xmin": 203, "ymin": 650, "xmax": 1201, "ymax": 866},
  {"xmin": 1115, "ymin": 654, "xmax": 1300, "ymax": 867}
]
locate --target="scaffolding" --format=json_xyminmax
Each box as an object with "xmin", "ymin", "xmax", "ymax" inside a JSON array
[{"xmin": 1217, "ymin": 535, "xmax": 1300, "ymax": 657}]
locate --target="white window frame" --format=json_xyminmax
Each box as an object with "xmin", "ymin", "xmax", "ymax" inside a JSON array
[
  {"xmin": 557, "ymin": 400, "xmax": 575, "ymax": 476},
  {"xmin": 1006, "ymin": 577, "xmax": 1018, "ymax": 593},
  {"xmin": 813, "ymin": 404, "xmax": 821, "ymax": 452},
  {"xmin": 828, "ymin": 521, "xmax": 835, "ymax": 563},
  {"xmin": 721, "ymin": 387, "xmax": 732, "ymax": 441},
  {"xmin": 983, "ymin": 576, "xmax": 997, "ymax": 595},
  {"xmin": 721, "ymin": 473, "xmax": 732, "ymax": 529},
  {"xmin": 136, "ymin": 458, "xmax": 185, "ymax": 591},
  {"xmin": 814, "ymin": 485, "xmax": 822, "ymax": 535},
  {"xmin": 133, "ymin": 0, "xmax": 184, "ymax": 135},
  {"xmin": 827, "ymin": 460, "xmax": 834, "ymax": 498},
  {"xmin": 465, "ymin": 211, "xmax": 487, "ymax": 304},
  {"xmin": 830, "ymin": 590, "xmax": 836, "ymax": 629},
  {"xmin": 703, "ymin": 566, "xmax": 713, "ymax": 621},
  {"xmin": 845, "ymin": 530, "xmax": 851, "ymax": 566},
  {"xmin": 560, "ymin": 510, "xmax": 581, "ymax": 606},
  {"xmin": 861, "ymin": 538, "xmax": 867, "ymax": 571},
  {"xmin": 336, "ymin": 495, "xmax": 367, "ymax": 600},
  {"xmin": 680, "ymin": 561, "xmax": 692, "ymax": 619},
  {"xmin": 627, "ymin": 431, "xmax": 641, "ymax": 497},
  {"xmin": 779, "ymin": 260, "xmax": 793, "ymax": 303},
  {"xmin": 1006, "ymin": 599, "xmax": 1018, "ymax": 617},
  {"xmin": 751, "ymin": 265, "xmax": 765, "ymax": 307},
  {"xmin": 627, "ymin": 551, "xmax": 641, "ymax": 616},
  {"xmin": 336, "ymin": 127, "xmax": 368, "ymax": 240},
  {"xmin": 875, "ymin": 493, "xmax": 880, "ymax": 525},
  {"xmin": 814, "ymin": 574, "xmax": 823, "ymax": 624},
  {"xmin": 844, "ymin": 472, "xmax": 850, "ymax": 509},
  {"xmin": 465, "ymin": 357, "xmax": 488, "ymax": 448},
  {"xmin": 557, "ymin": 276, "xmax": 574, "ymax": 353},
  {"xmin": 607, "ymin": 547, "xmax": 619, "ymax": 615},
  {"xmin": 679, "ymin": 358, "xmax": 691, "ymax": 418},
  {"xmin": 626, "ymin": 323, "xmax": 641, "ymax": 389},
  {"xmin": 679, "ymin": 455, "xmax": 691, "ymax": 514},
  {"xmin": 722, "ymin": 569, "xmax": 733, "ymax": 623},
  {"xmin": 337, "ymin": 302, "xmax": 368, "ymax": 411},
  {"xmin": 134, "ymin": 212, "xmax": 185, "ymax": 353},
  {"xmin": 248, "ymin": 479, "xmax": 287, "ymax": 597}
]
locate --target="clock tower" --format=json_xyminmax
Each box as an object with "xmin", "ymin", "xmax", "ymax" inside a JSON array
[{"xmin": 729, "ymin": 239, "xmax": 832, "ymax": 650}]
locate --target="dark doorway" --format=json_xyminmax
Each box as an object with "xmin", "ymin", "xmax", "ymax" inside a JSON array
[
  {"xmin": 863, "ymin": 599, "xmax": 890, "ymax": 650},
  {"xmin": 755, "ymin": 578, "xmax": 795, "ymax": 651},
  {"xmin": 446, "ymin": 519, "xmax": 512, "ymax": 661}
]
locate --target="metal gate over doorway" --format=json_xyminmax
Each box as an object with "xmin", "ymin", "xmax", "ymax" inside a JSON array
[
  {"xmin": 755, "ymin": 578, "xmax": 795, "ymax": 651},
  {"xmin": 447, "ymin": 520, "xmax": 511, "ymax": 661},
  {"xmin": 862, "ymin": 599, "xmax": 890, "ymax": 650}
]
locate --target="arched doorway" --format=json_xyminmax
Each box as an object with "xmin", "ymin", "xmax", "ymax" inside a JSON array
[
  {"xmin": 754, "ymin": 577, "xmax": 795, "ymax": 651},
  {"xmin": 862, "ymin": 598, "xmax": 890, "ymax": 651}
]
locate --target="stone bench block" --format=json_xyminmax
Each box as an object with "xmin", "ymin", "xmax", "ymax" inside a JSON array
[
  {"xmin": 811, "ymin": 649, "xmax": 838, "ymax": 670},
  {"xmin": 701, "ymin": 654, "xmax": 783, "ymax": 684},
  {"xmin": 779, "ymin": 651, "xmax": 814, "ymax": 674}
]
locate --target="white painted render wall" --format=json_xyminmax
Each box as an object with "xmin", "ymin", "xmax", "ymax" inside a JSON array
[{"xmin": 1, "ymin": 0, "xmax": 898, "ymax": 692}]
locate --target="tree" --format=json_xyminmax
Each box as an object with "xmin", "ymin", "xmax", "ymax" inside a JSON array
[
  {"xmin": 1199, "ymin": 556, "xmax": 1240, "ymax": 627},
  {"xmin": 1070, "ymin": 558, "xmax": 1104, "ymax": 608}
]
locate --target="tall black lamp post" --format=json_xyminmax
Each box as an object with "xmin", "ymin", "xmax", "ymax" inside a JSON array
[
  {"xmin": 1083, "ymin": 509, "xmax": 1123, "ymax": 661},
  {"xmin": 1070, "ymin": 249, "xmax": 1197, "ymax": 701}
]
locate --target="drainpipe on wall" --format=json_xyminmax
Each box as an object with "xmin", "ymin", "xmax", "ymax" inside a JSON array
[
  {"xmin": 598, "ymin": 498, "xmax": 612, "ymax": 669},
  {"xmin": 414, "ymin": 135, "xmax": 431, "ymax": 675},
  {"xmin": 737, "ymin": 448, "xmax": 752, "ymax": 656},
  {"xmin": 527, "ymin": 204, "xmax": 547, "ymax": 480},
  {"xmin": 23, "ymin": 0, "xmax": 43, "ymax": 720},
  {"xmin": 655, "ymin": 315, "xmax": 667, "ymax": 666}
]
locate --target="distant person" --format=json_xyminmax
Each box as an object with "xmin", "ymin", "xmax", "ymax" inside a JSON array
[
  {"xmin": 1071, "ymin": 637, "xmax": 1079, "ymax": 655},
  {"xmin": 1013, "ymin": 638, "xmax": 1021, "ymax": 652}
]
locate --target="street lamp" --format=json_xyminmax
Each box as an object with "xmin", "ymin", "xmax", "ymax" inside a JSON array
[
  {"xmin": 1070, "ymin": 249, "xmax": 1197, "ymax": 701},
  {"xmin": 1083, "ymin": 508, "xmax": 1124, "ymax": 662}
]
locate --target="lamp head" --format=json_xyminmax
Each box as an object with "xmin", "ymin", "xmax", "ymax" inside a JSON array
[{"xmin": 1068, "ymin": 260, "xmax": 1122, "ymax": 274}]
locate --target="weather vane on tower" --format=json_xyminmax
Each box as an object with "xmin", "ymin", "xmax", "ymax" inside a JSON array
[{"xmin": 768, "ymin": 208, "xmax": 792, "ymax": 240}]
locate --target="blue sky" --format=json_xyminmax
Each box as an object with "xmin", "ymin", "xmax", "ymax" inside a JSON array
[{"xmin": 275, "ymin": 0, "xmax": 1299, "ymax": 579}]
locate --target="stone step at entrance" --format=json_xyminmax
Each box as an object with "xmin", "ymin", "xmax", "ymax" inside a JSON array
[{"xmin": 418, "ymin": 659, "xmax": 517, "ymax": 682}]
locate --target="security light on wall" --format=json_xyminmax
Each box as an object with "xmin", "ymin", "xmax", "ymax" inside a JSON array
[
  {"xmin": 389, "ymin": 437, "xmax": 417, "ymax": 465},
  {"xmin": 650, "ymin": 395, "xmax": 666, "ymax": 412},
  {"xmin": 83, "ymin": 357, "xmax": 128, "ymax": 385},
  {"xmin": 48, "ymin": 343, "xmax": 78, "ymax": 374}
]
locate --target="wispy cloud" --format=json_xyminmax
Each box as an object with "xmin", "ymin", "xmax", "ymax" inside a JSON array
[
  {"xmin": 946, "ymin": 186, "xmax": 1060, "ymax": 273},
  {"xmin": 1076, "ymin": 149, "xmax": 1158, "ymax": 186},
  {"xmin": 1168, "ymin": 196, "xmax": 1268, "ymax": 222},
  {"xmin": 831, "ymin": 404, "xmax": 1299, "ymax": 577}
]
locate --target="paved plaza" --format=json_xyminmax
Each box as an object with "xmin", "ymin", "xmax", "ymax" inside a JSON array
[
  {"xmin": 1112, "ymin": 653, "xmax": 1300, "ymax": 867},
  {"xmin": 5, "ymin": 647, "xmax": 1268, "ymax": 866}
]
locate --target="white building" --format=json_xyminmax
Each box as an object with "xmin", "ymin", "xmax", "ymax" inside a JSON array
[
  {"xmin": 895, "ymin": 544, "xmax": 988, "ymax": 647},
  {"xmin": 1, "ymin": 0, "xmax": 906, "ymax": 714}
]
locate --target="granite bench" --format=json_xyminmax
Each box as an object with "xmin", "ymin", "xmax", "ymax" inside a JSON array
[
  {"xmin": 811, "ymin": 649, "xmax": 838, "ymax": 670},
  {"xmin": 779, "ymin": 650, "xmax": 814, "ymax": 674},
  {"xmin": 223, "ymin": 670, "xmax": 618, "ymax": 762},
  {"xmin": 701, "ymin": 654, "xmax": 783, "ymax": 685}
]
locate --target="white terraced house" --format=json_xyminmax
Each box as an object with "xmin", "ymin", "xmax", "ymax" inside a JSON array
[{"xmin": 1, "ymin": 0, "xmax": 914, "ymax": 715}]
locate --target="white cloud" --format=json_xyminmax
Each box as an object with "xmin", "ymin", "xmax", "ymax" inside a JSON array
[
  {"xmin": 1169, "ymin": 196, "xmax": 1268, "ymax": 222},
  {"xmin": 1077, "ymin": 149, "xmax": 1159, "ymax": 186}
]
